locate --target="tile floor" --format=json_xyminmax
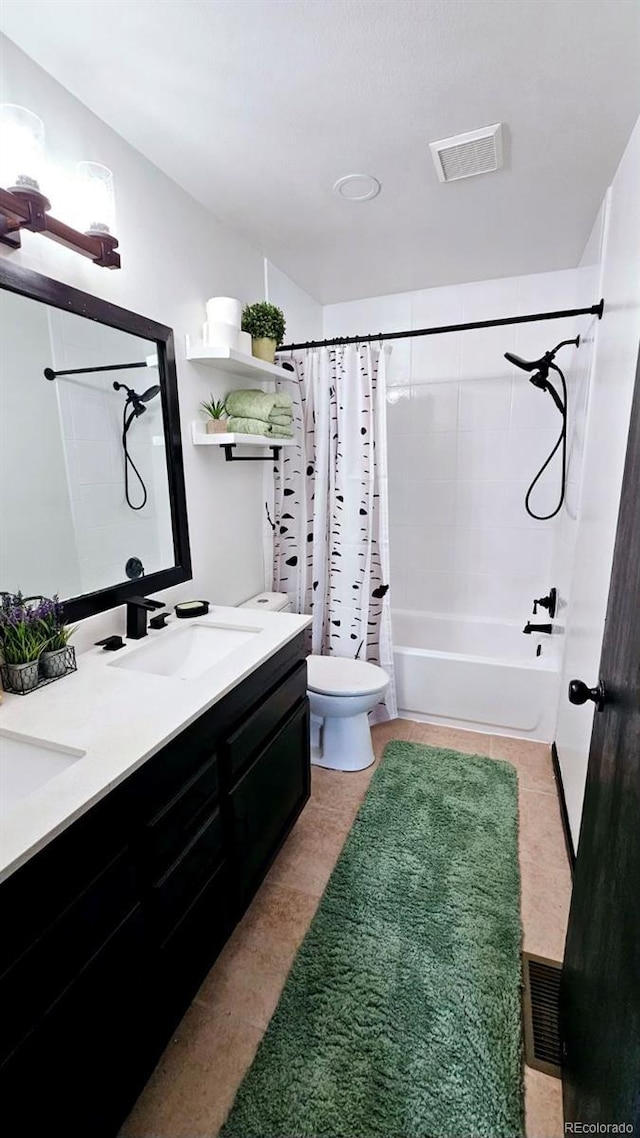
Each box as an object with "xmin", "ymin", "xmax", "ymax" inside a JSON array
[{"xmin": 121, "ymin": 720, "xmax": 571, "ymax": 1138}]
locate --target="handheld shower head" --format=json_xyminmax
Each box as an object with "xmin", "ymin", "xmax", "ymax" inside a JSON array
[
  {"xmin": 139, "ymin": 385, "xmax": 161, "ymax": 403},
  {"xmin": 504, "ymin": 350, "xmax": 547, "ymax": 373}
]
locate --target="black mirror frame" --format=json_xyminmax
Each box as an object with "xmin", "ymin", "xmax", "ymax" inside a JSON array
[{"xmin": 0, "ymin": 259, "xmax": 192, "ymax": 621}]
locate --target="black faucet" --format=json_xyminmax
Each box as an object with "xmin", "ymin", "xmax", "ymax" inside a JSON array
[
  {"xmin": 523, "ymin": 621, "xmax": 553, "ymax": 635},
  {"xmin": 126, "ymin": 596, "xmax": 164, "ymax": 639}
]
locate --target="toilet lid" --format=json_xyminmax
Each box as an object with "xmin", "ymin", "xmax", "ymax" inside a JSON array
[{"xmin": 307, "ymin": 655, "xmax": 389, "ymax": 697}]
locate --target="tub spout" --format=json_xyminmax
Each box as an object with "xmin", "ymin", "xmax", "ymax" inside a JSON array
[{"xmin": 523, "ymin": 621, "xmax": 553, "ymax": 635}]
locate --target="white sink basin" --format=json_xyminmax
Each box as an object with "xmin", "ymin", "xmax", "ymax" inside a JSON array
[
  {"xmin": 110, "ymin": 621, "xmax": 260, "ymax": 681},
  {"xmin": 0, "ymin": 730, "xmax": 86, "ymax": 818}
]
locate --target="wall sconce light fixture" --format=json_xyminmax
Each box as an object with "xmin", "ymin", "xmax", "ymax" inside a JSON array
[{"xmin": 0, "ymin": 104, "xmax": 121, "ymax": 269}]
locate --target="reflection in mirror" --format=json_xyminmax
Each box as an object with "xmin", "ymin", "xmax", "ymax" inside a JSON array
[{"xmin": 0, "ymin": 290, "xmax": 174, "ymax": 599}]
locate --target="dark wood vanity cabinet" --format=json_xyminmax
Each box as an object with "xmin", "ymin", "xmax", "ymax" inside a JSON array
[{"xmin": 0, "ymin": 635, "xmax": 309, "ymax": 1137}]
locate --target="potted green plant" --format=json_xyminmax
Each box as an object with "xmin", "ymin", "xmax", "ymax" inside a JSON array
[
  {"xmin": 241, "ymin": 302, "xmax": 286, "ymax": 364},
  {"xmin": 0, "ymin": 593, "xmax": 49, "ymax": 693},
  {"xmin": 200, "ymin": 395, "xmax": 228, "ymax": 434},
  {"xmin": 38, "ymin": 596, "xmax": 75, "ymax": 679}
]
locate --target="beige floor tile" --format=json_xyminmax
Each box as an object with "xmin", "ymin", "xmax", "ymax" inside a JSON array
[
  {"xmin": 310, "ymin": 764, "xmax": 372, "ymax": 821},
  {"xmin": 195, "ymin": 940, "xmax": 288, "ymax": 1031},
  {"xmin": 219, "ymin": 878, "xmax": 320, "ymax": 972},
  {"xmin": 264, "ymin": 797, "xmax": 352, "ymax": 897},
  {"xmin": 524, "ymin": 1065, "xmax": 564, "ymax": 1138},
  {"xmin": 519, "ymin": 788, "xmax": 570, "ymax": 876},
  {"xmin": 491, "ymin": 735, "xmax": 556, "ymax": 794},
  {"xmin": 521, "ymin": 858, "xmax": 572, "ymax": 962},
  {"xmin": 119, "ymin": 1003, "xmax": 263, "ymax": 1138},
  {"xmin": 370, "ymin": 717, "xmax": 417, "ymax": 757},
  {"xmin": 410, "ymin": 720, "xmax": 492, "ymax": 756}
]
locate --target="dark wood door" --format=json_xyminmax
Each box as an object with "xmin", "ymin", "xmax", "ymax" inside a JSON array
[{"xmin": 562, "ymin": 345, "xmax": 640, "ymax": 1126}]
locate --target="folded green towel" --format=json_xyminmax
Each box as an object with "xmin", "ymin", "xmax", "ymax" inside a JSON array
[
  {"xmin": 228, "ymin": 416, "xmax": 294, "ymax": 438},
  {"xmin": 225, "ymin": 389, "xmax": 293, "ymax": 421},
  {"xmin": 269, "ymin": 412, "xmax": 293, "ymax": 426}
]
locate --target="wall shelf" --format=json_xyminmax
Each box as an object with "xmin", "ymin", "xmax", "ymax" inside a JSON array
[
  {"xmin": 185, "ymin": 336, "xmax": 291, "ymax": 382},
  {"xmin": 191, "ymin": 423, "xmax": 295, "ymax": 462}
]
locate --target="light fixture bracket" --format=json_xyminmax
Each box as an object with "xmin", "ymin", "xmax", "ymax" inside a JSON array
[{"xmin": 0, "ymin": 185, "xmax": 121, "ymax": 269}]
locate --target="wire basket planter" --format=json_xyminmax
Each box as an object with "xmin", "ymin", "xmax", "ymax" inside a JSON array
[{"xmin": 0, "ymin": 646, "xmax": 77, "ymax": 695}]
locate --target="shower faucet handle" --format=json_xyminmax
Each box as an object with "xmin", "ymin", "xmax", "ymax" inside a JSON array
[{"xmin": 533, "ymin": 587, "xmax": 557, "ymax": 618}]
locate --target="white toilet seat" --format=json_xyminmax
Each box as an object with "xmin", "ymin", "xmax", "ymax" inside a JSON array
[{"xmin": 307, "ymin": 655, "xmax": 389, "ymax": 697}]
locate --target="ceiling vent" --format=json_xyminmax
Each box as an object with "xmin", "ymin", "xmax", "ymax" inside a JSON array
[{"xmin": 429, "ymin": 123, "xmax": 503, "ymax": 183}]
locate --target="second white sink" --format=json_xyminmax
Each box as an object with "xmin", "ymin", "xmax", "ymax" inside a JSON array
[
  {"xmin": 110, "ymin": 621, "xmax": 260, "ymax": 681},
  {"xmin": 0, "ymin": 730, "xmax": 86, "ymax": 818}
]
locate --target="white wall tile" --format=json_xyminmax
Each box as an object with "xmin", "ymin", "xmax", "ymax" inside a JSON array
[
  {"xmin": 405, "ymin": 525, "xmax": 457, "ymax": 572},
  {"xmin": 457, "ymin": 430, "xmax": 511, "ymax": 482},
  {"xmin": 405, "ymin": 431, "xmax": 457, "ymax": 481},
  {"xmin": 405, "ymin": 480, "xmax": 456, "ymax": 527},
  {"xmin": 459, "ymin": 377, "xmax": 512, "ymax": 431},
  {"xmin": 410, "ymin": 382, "xmax": 459, "ymax": 433}
]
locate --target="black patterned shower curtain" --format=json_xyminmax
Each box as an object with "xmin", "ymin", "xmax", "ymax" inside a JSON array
[{"xmin": 272, "ymin": 344, "xmax": 397, "ymax": 721}]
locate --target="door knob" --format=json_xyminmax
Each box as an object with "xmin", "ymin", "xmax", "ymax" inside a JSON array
[{"xmin": 568, "ymin": 678, "xmax": 606, "ymax": 712}]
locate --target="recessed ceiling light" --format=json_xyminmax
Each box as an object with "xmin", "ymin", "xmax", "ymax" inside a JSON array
[{"xmin": 333, "ymin": 174, "xmax": 381, "ymax": 202}]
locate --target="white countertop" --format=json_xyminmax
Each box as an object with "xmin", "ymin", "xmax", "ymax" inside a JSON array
[{"xmin": 0, "ymin": 606, "xmax": 311, "ymax": 885}]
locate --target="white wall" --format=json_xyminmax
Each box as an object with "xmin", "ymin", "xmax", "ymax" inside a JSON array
[
  {"xmin": 0, "ymin": 36, "xmax": 317, "ymax": 650},
  {"xmin": 324, "ymin": 269, "xmax": 596, "ymax": 626},
  {"xmin": 555, "ymin": 116, "xmax": 640, "ymax": 848}
]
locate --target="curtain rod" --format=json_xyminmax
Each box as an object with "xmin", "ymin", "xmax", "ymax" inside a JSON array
[{"xmin": 278, "ymin": 299, "xmax": 605, "ymax": 353}]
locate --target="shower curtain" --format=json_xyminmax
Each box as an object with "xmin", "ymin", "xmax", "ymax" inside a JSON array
[{"xmin": 272, "ymin": 344, "xmax": 397, "ymax": 721}]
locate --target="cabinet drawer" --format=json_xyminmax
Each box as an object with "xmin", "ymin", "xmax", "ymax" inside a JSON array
[
  {"xmin": 0, "ymin": 849, "xmax": 137, "ymax": 1064},
  {"xmin": 150, "ymin": 808, "xmax": 224, "ymax": 941},
  {"xmin": 130, "ymin": 717, "xmax": 219, "ymax": 824},
  {"xmin": 226, "ymin": 661, "xmax": 307, "ymax": 781},
  {"xmin": 140, "ymin": 756, "xmax": 219, "ymax": 880},
  {"xmin": 230, "ymin": 699, "xmax": 310, "ymax": 904}
]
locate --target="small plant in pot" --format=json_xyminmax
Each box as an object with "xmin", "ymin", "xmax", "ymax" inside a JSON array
[
  {"xmin": 200, "ymin": 395, "xmax": 228, "ymax": 434},
  {"xmin": 241, "ymin": 302, "xmax": 286, "ymax": 364},
  {"xmin": 0, "ymin": 593, "xmax": 49, "ymax": 693},
  {"xmin": 38, "ymin": 595, "xmax": 75, "ymax": 679}
]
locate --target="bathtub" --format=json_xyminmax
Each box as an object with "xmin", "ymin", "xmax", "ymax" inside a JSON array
[{"xmin": 393, "ymin": 610, "xmax": 561, "ymax": 741}]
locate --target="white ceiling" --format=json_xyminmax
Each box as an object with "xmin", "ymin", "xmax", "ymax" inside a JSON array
[{"xmin": 1, "ymin": 0, "xmax": 639, "ymax": 303}]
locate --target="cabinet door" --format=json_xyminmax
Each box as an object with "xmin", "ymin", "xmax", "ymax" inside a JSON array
[
  {"xmin": 229, "ymin": 700, "xmax": 310, "ymax": 907},
  {"xmin": 0, "ymin": 906, "xmax": 151, "ymax": 1138}
]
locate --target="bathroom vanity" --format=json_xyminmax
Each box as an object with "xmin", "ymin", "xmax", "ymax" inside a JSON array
[{"xmin": 0, "ymin": 615, "xmax": 310, "ymax": 1137}]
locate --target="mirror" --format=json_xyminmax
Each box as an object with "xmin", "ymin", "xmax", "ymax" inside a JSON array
[{"xmin": 0, "ymin": 261, "xmax": 191, "ymax": 620}]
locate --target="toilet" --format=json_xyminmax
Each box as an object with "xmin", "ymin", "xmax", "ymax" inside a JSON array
[
  {"xmin": 240, "ymin": 592, "xmax": 390, "ymax": 773},
  {"xmin": 306, "ymin": 655, "xmax": 389, "ymax": 772}
]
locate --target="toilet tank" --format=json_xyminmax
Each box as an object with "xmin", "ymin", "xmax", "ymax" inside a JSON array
[{"xmin": 240, "ymin": 591, "xmax": 292, "ymax": 613}]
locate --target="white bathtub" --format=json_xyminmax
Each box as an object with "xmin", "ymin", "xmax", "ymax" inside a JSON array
[{"xmin": 393, "ymin": 609, "xmax": 561, "ymax": 741}]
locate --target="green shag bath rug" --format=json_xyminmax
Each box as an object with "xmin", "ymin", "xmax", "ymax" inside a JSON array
[{"xmin": 220, "ymin": 741, "xmax": 523, "ymax": 1138}]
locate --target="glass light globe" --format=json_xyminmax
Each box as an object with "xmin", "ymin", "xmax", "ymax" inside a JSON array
[
  {"xmin": 0, "ymin": 104, "xmax": 46, "ymax": 192},
  {"xmin": 75, "ymin": 162, "xmax": 116, "ymax": 235}
]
